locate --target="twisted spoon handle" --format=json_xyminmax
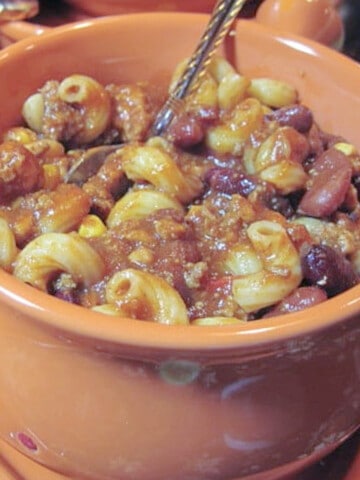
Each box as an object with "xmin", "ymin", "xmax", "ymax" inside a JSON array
[{"xmin": 151, "ymin": 0, "xmax": 248, "ymax": 136}]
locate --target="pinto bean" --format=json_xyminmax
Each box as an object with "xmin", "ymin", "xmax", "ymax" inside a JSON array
[
  {"xmin": 265, "ymin": 104, "xmax": 313, "ymax": 133},
  {"xmin": 301, "ymin": 244, "xmax": 358, "ymax": 296},
  {"xmin": 264, "ymin": 286, "xmax": 327, "ymax": 317},
  {"xmin": 205, "ymin": 167, "xmax": 257, "ymax": 196},
  {"xmin": 298, "ymin": 148, "xmax": 352, "ymax": 217}
]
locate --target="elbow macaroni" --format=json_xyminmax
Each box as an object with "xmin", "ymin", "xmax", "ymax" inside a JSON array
[
  {"xmin": 107, "ymin": 189, "xmax": 184, "ymax": 227},
  {"xmin": 104, "ymin": 269, "xmax": 189, "ymax": 325},
  {"xmin": 205, "ymin": 98, "xmax": 264, "ymax": 155},
  {"xmin": 58, "ymin": 74, "xmax": 111, "ymax": 144},
  {"xmin": 0, "ymin": 218, "xmax": 18, "ymax": 271},
  {"xmin": 14, "ymin": 232, "xmax": 105, "ymax": 291},
  {"xmin": 22, "ymin": 75, "xmax": 111, "ymax": 144},
  {"xmin": 232, "ymin": 221, "xmax": 302, "ymax": 313},
  {"xmin": 243, "ymin": 127, "xmax": 309, "ymax": 194},
  {"xmin": 247, "ymin": 77, "xmax": 298, "ymax": 108},
  {"xmin": 209, "ymin": 56, "xmax": 250, "ymax": 111},
  {"xmin": 22, "ymin": 93, "xmax": 45, "ymax": 133},
  {"xmin": 119, "ymin": 140, "xmax": 202, "ymax": 204}
]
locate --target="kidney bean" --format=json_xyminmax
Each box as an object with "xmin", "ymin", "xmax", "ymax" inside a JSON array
[
  {"xmin": 194, "ymin": 106, "xmax": 219, "ymax": 125},
  {"xmin": 352, "ymin": 174, "xmax": 360, "ymax": 201},
  {"xmin": 298, "ymin": 148, "xmax": 352, "ymax": 217},
  {"xmin": 205, "ymin": 167, "xmax": 257, "ymax": 196},
  {"xmin": 307, "ymin": 123, "xmax": 326, "ymax": 159},
  {"xmin": 264, "ymin": 286, "xmax": 327, "ymax": 317},
  {"xmin": 266, "ymin": 194, "xmax": 295, "ymax": 218},
  {"xmin": 301, "ymin": 244, "xmax": 358, "ymax": 296},
  {"xmin": 265, "ymin": 104, "xmax": 313, "ymax": 133},
  {"xmin": 167, "ymin": 112, "xmax": 204, "ymax": 149},
  {"xmin": 51, "ymin": 286, "xmax": 77, "ymax": 304}
]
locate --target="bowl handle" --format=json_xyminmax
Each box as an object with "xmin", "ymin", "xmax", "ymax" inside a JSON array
[
  {"xmin": 0, "ymin": 0, "xmax": 47, "ymax": 45},
  {"xmin": 0, "ymin": 20, "xmax": 50, "ymax": 46}
]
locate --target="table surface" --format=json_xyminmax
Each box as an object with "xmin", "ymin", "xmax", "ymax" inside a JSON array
[{"xmin": 296, "ymin": 430, "xmax": 360, "ymax": 480}]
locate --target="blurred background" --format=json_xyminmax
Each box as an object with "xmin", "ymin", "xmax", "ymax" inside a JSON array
[
  {"xmin": 339, "ymin": 1, "xmax": 360, "ymax": 61},
  {"xmin": 30, "ymin": 0, "xmax": 360, "ymax": 62}
]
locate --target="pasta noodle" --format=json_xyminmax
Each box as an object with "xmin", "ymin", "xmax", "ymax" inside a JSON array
[
  {"xmin": 119, "ymin": 140, "xmax": 202, "ymax": 203},
  {"xmin": 205, "ymin": 98, "xmax": 264, "ymax": 155},
  {"xmin": 247, "ymin": 77, "xmax": 298, "ymax": 108},
  {"xmin": 22, "ymin": 74, "xmax": 112, "ymax": 145},
  {"xmin": 104, "ymin": 269, "xmax": 189, "ymax": 324},
  {"xmin": 22, "ymin": 93, "xmax": 44, "ymax": 133},
  {"xmin": 209, "ymin": 56, "xmax": 250, "ymax": 110},
  {"xmin": 14, "ymin": 232, "xmax": 105, "ymax": 291},
  {"xmin": 0, "ymin": 218, "xmax": 18, "ymax": 271},
  {"xmin": 57, "ymin": 75, "xmax": 111, "ymax": 144},
  {"xmin": 244, "ymin": 127, "xmax": 309, "ymax": 194},
  {"xmin": 232, "ymin": 221, "xmax": 302, "ymax": 313},
  {"xmin": 170, "ymin": 58, "xmax": 218, "ymax": 110},
  {"xmin": 107, "ymin": 189, "xmax": 184, "ymax": 227}
]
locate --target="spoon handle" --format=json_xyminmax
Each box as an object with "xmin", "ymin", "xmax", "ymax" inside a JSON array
[
  {"xmin": 0, "ymin": 0, "xmax": 39, "ymax": 21},
  {"xmin": 151, "ymin": 0, "xmax": 248, "ymax": 136}
]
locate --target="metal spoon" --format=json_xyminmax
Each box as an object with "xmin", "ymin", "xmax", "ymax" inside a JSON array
[
  {"xmin": 65, "ymin": 0, "xmax": 248, "ymax": 184},
  {"xmin": 0, "ymin": 0, "xmax": 39, "ymax": 21}
]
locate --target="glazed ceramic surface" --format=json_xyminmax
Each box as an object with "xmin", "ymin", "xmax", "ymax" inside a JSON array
[{"xmin": 0, "ymin": 13, "xmax": 358, "ymax": 480}]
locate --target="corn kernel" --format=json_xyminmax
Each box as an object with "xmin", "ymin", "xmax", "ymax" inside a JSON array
[
  {"xmin": 128, "ymin": 246, "xmax": 154, "ymax": 265},
  {"xmin": 78, "ymin": 215, "xmax": 107, "ymax": 238},
  {"xmin": 2, "ymin": 127, "xmax": 37, "ymax": 144},
  {"xmin": 26, "ymin": 139, "xmax": 65, "ymax": 159},
  {"xmin": 42, "ymin": 164, "xmax": 61, "ymax": 190},
  {"xmin": 334, "ymin": 142, "xmax": 357, "ymax": 156}
]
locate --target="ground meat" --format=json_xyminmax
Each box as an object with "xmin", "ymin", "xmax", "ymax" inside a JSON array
[{"xmin": 0, "ymin": 140, "xmax": 42, "ymax": 202}]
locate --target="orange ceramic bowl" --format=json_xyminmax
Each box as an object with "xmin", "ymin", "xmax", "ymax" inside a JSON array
[{"xmin": 0, "ymin": 13, "xmax": 359, "ymax": 480}]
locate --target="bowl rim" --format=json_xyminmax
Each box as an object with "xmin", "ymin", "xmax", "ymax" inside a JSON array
[
  {"xmin": 1, "ymin": 267, "xmax": 360, "ymax": 352},
  {"xmin": 0, "ymin": 12, "xmax": 360, "ymax": 352}
]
